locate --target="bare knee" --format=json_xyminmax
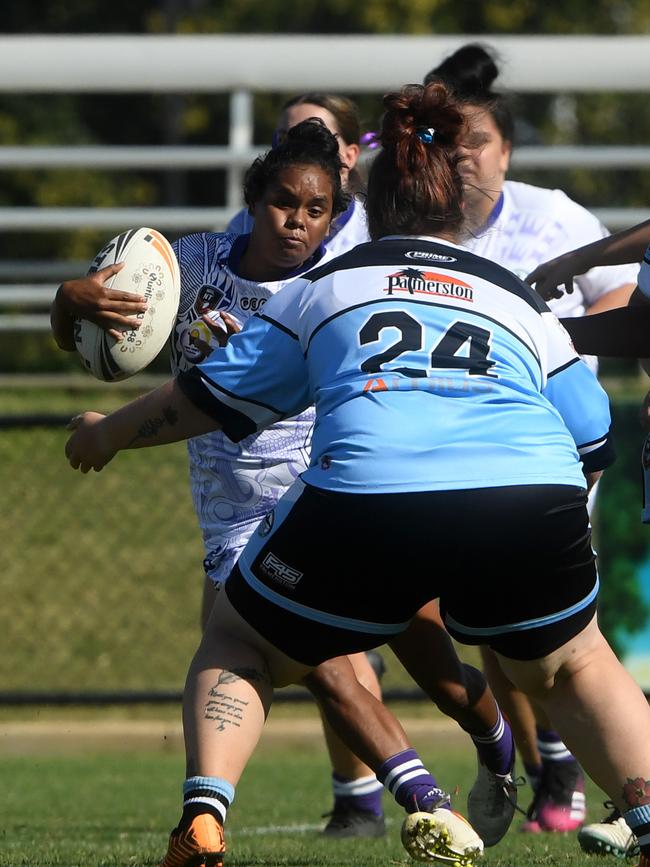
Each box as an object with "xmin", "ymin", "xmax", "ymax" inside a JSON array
[
  {"xmin": 430, "ymin": 664, "xmax": 486, "ymax": 716},
  {"xmin": 305, "ymin": 656, "xmax": 362, "ymax": 704}
]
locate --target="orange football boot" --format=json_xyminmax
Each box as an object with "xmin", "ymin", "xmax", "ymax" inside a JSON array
[{"xmin": 159, "ymin": 813, "xmax": 226, "ymax": 867}]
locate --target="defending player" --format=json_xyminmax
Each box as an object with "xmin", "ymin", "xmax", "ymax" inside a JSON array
[
  {"xmin": 57, "ymin": 116, "xmax": 519, "ymax": 865},
  {"xmin": 64, "ymin": 81, "xmax": 650, "ymax": 867},
  {"xmin": 422, "ymin": 42, "xmax": 639, "ymax": 843}
]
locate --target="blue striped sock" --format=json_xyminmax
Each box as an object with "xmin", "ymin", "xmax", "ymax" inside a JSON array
[
  {"xmin": 181, "ymin": 775, "xmax": 235, "ymax": 827},
  {"xmin": 623, "ymin": 803, "xmax": 650, "ymax": 855}
]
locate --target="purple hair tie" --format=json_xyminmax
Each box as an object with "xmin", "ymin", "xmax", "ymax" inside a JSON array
[
  {"xmin": 361, "ymin": 131, "xmax": 380, "ymax": 149},
  {"xmin": 416, "ymin": 127, "xmax": 436, "ymax": 144}
]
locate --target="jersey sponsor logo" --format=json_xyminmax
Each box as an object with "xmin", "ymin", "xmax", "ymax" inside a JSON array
[
  {"xmin": 405, "ymin": 251, "xmax": 457, "ymax": 263},
  {"xmin": 180, "ymin": 318, "xmax": 214, "ymax": 363},
  {"xmin": 197, "ymin": 283, "xmax": 226, "ymax": 313},
  {"xmin": 363, "ymin": 374, "xmax": 494, "ymax": 394},
  {"xmin": 384, "ymin": 269, "xmax": 473, "ymax": 302},
  {"xmin": 239, "ymin": 296, "xmax": 267, "ymax": 312},
  {"xmin": 260, "ymin": 552, "xmax": 303, "ymax": 588}
]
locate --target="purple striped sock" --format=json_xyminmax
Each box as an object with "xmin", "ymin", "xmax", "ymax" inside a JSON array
[
  {"xmin": 524, "ymin": 761, "xmax": 543, "ymax": 792},
  {"xmin": 536, "ymin": 726, "xmax": 575, "ymax": 764},
  {"xmin": 377, "ymin": 749, "xmax": 450, "ymax": 814},
  {"xmin": 332, "ymin": 772, "xmax": 384, "ymax": 817},
  {"xmin": 469, "ymin": 709, "xmax": 515, "ymax": 776}
]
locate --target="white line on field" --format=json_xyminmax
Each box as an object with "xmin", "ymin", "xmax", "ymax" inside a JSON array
[
  {"xmin": 236, "ymin": 821, "xmax": 325, "ymax": 836},
  {"xmin": 235, "ymin": 817, "xmax": 395, "ymax": 836}
]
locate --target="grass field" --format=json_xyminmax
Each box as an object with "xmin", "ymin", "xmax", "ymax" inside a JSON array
[
  {"xmin": 1, "ymin": 717, "xmax": 626, "ymax": 867},
  {"xmin": 1, "ymin": 378, "xmax": 646, "ymax": 866}
]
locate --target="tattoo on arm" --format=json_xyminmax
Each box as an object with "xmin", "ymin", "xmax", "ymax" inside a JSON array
[
  {"xmin": 203, "ymin": 667, "xmax": 270, "ymax": 732},
  {"xmin": 127, "ymin": 406, "xmax": 179, "ymax": 447},
  {"xmin": 623, "ymin": 777, "xmax": 650, "ymax": 807}
]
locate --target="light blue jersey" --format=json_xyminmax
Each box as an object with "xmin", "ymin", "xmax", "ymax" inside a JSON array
[{"xmin": 179, "ymin": 236, "xmax": 614, "ymax": 495}]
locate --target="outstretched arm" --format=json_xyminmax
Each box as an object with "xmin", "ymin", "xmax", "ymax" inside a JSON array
[
  {"xmin": 560, "ymin": 303, "xmax": 650, "ymax": 358},
  {"xmin": 65, "ymin": 378, "xmax": 221, "ymax": 473},
  {"xmin": 527, "ymin": 219, "xmax": 650, "ymax": 301}
]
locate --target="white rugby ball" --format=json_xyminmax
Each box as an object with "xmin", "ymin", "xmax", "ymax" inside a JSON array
[{"xmin": 74, "ymin": 227, "xmax": 180, "ymax": 381}]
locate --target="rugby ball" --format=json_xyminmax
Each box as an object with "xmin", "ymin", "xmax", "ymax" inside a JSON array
[{"xmin": 74, "ymin": 227, "xmax": 180, "ymax": 381}]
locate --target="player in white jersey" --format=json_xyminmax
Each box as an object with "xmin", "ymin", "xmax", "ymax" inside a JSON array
[
  {"xmin": 423, "ymin": 42, "xmax": 639, "ymax": 843},
  {"xmin": 65, "ymin": 81, "xmax": 650, "ymax": 867},
  {"xmin": 227, "ymin": 92, "xmax": 370, "ymax": 260},
  {"xmin": 228, "ymin": 91, "xmax": 389, "ymax": 837}
]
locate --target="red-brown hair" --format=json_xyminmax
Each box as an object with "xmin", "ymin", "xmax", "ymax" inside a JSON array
[{"xmin": 365, "ymin": 82, "xmax": 467, "ymax": 240}]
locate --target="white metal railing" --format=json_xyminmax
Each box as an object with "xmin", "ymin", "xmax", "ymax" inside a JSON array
[
  {"xmin": 1, "ymin": 144, "xmax": 649, "ymax": 171},
  {"xmin": 0, "ymin": 206, "xmax": 647, "ymax": 236},
  {"xmin": 1, "ymin": 35, "xmax": 648, "ymax": 92},
  {"xmin": 1, "ymin": 34, "xmax": 649, "ymax": 333}
]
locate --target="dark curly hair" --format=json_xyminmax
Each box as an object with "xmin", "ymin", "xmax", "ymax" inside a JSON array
[
  {"xmin": 243, "ymin": 119, "xmax": 349, "ymax": 219},
  {"xmin": 365, "ymin": 82, "xmax": 467, "ymax": 240},
  {"xmin": 424, "ymin": 43, "xmax": 515, "ymax": 143}
]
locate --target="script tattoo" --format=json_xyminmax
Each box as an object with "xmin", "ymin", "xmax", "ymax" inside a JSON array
[
  {"xmin": 203, "ymin": 667, "xmax": 269, "ymax": 732},
  {"xmin": 128, "ymin": 406, "xmax": 179, "ymax": 446}
]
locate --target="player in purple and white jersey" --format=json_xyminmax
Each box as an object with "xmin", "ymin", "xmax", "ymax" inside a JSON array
[{"xmin": 229, "ymin": 90, "xmax": 389, "ymax": 837}]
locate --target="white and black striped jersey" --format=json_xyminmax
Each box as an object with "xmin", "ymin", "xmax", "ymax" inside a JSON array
[{"xmin": 178, "ymin": 235, "xmax": 615, "ymax": 495}]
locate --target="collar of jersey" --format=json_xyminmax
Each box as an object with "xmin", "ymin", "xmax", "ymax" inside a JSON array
[
  {"xmin": 379, "ymin": 234, "xmax": 469, "ymax": 251},
  {"xmin": 327, "ymin": 198, "xmax": 356, "ymax": 240},
  {"xmin": 473, "ymin": 190, "xmax": 506, "ymax": 237}
]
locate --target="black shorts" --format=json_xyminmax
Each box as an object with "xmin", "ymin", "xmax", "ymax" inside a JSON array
[{"xmin": 225, "ymin": 480, "xmax": 598, "ymax": 666}]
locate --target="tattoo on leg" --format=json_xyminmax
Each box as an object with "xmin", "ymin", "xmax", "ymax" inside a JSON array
[
  {"xmin": 128, "ymin": 406, "xmax": 179, "ymax": 446},
  {"xmin": 623, "ymin": 777, "xmax": 650, "ymax": 807},
  {"xmin": 216, "ymin": 668, "xmax": 269, "ymax": 685},
  {"xmin": 203, "ymin": 668, "xmax": 269, "ymax": 732}
]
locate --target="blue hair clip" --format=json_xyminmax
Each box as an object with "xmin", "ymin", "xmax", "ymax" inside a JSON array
[{"xmin": 416, "ymin": 127, "xmax": 436, "ymax": 144}]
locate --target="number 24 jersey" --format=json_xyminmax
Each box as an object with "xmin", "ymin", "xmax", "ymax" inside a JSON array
[{"xmin": 179, "ymin": 235, "xmax": 615, "ymax": 494}]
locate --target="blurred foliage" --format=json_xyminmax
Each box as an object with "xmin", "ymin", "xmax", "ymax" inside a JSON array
[
  {"xmin": 0, "ymin": 1, "xmax": 649, "ymax": 370},
  {"xmin": 595, "ymin": 400, "xmax": 650, "ymax": 657}
]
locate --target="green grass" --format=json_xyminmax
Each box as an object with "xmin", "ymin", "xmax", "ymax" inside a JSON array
[{"xmin": 0, "ymin": 731, "xmax": 623, "ymax": 867}]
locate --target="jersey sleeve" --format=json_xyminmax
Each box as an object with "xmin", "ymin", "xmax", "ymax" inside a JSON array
[
  {"xmin": 176, "ymin": 311, "xmax": 311, "ymax": 443},
  {"xmin": 541, "ymin": 311, "xmax": 615, "ymax": 472}
]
